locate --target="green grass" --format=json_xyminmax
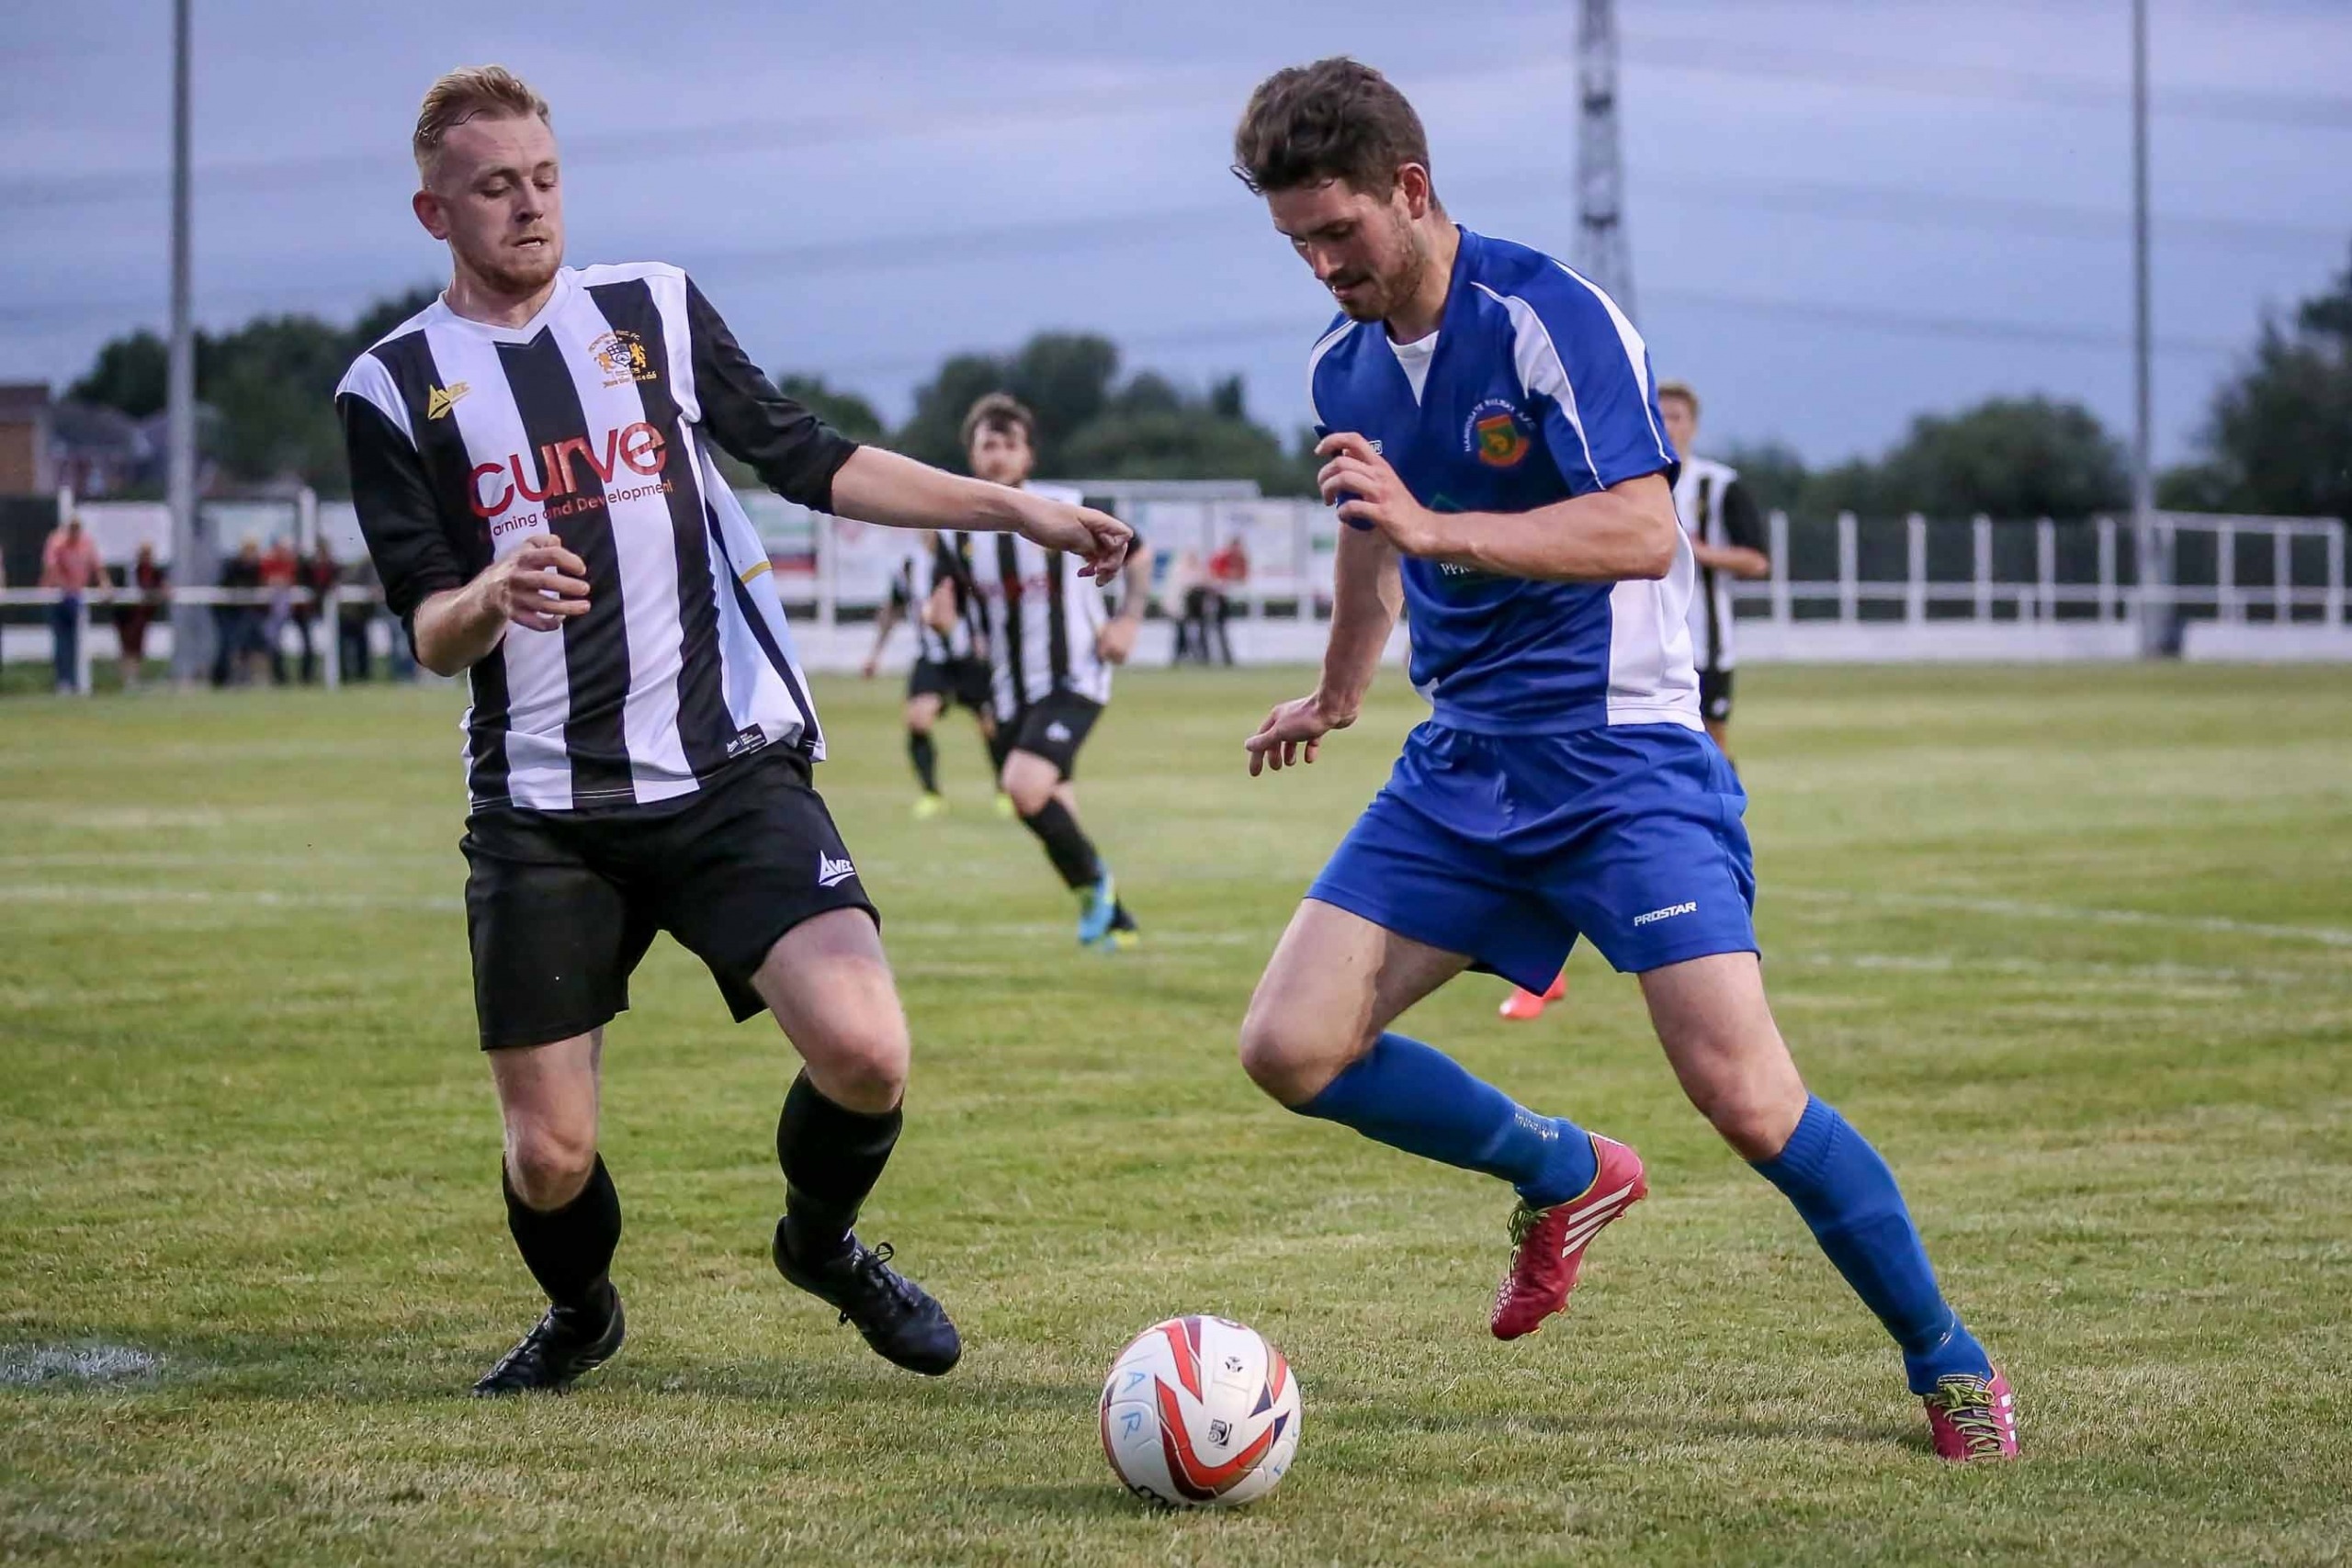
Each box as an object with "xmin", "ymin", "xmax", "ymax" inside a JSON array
[{"xmin": 3, "ymin": 663, "xmax": 2349, "ymax": 1565}]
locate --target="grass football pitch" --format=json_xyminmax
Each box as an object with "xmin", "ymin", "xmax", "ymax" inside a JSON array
[{"xmin": 3, "ymin": 662, "xmax": 2348, "ymax": 1565}]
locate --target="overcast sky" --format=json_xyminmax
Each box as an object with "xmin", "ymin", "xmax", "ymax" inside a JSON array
[{"xmin": 5, "ymin": 0, "xmax": 2348, "ymax": 468}]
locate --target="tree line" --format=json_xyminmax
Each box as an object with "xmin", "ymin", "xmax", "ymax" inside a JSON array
[{"xmin": 60, "ymin": 246, "xmax": 2352, "ymax": 524}]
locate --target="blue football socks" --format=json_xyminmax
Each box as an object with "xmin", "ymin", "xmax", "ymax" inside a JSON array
[
  {"xmin": 1295, "ymin": 1032, "xmax": 1597, "ymax": 1208},
  {"xmin": 1752, "ymin": 1096, "xmax": 1992, "ymax": 1393}
]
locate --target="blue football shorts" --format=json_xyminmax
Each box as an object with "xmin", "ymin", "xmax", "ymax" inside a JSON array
[{"xmin": 1306, "ymin": 720, "xmax": 1758, "ymax": 990}]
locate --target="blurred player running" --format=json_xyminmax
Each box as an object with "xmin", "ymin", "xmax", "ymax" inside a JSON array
[
  {"xmin": 1226, "ymin": 60, "xmax": 2014, "ymax": 1461},
  {"xmin": 954, "ymin": 393, "xmax": 1148, "ymax": 950},
  {"xmin": 1657, "ymin": 379, "xmax": 1771, "ymax": 761},
  {"xmin": 334, "ymin": 67, "xmax": 1129, "ymax": 1395},
  {"xmin": 863, "ymin": 531, "xmax": 1001, "ymax": 818}
]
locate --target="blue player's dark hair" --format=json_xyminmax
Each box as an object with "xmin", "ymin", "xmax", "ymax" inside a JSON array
[{"xmin": 1231, "ymin": 58, "xmax": 1436, "ymax": 201}]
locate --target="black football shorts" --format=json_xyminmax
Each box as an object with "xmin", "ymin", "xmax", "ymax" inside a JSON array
[
  {"xmin": 1699, "ymin": 668, "xmax": 1735, "ymax": 724},
  {"xmin": 907, "ymin": 655, "xmax": 992, "ymax": 714},
  {"xmin": 1001, "ymin": 690, "xmax": 1103, "ymax": 781},
  {"xmin": 458, "ymin": 750, "xmax": 876, "ymax": 1050}
]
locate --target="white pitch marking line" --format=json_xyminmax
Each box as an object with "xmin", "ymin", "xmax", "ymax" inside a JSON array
[{"xmin": 1780, "ymin": 887, "xmax": 2352, "ymax": 950}]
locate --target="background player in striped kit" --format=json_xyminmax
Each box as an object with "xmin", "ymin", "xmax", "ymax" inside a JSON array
[
  {"xmin": 334, "ymin": 67, "xmax": 1131, "ymax": 1395},
  {"xmin": 1657, "ymin": 380, "xmax": 1771, "ymax": 761},
  {"xmin": 955, "ymin": 394, "xmax": 1146, "ymax": 950},
  {"xmin": 862, "ymin": 531, "xmax": 1001, "ymax": 819}
]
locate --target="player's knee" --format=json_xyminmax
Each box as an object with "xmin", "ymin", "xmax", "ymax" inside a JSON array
[
  {"xmin": 808, "ymin": 1021, "xmax": 910, "ymax": 1113},
  {"xmin": 1691, "ymin": 1079, "xmax": 1804, "ymax": 1162},
  {"xmin": 1001, "ymin": 763, "xmax": 1054, "ymax": 816},
  {"xmin": 1236, "ymin": 1001, "xmax": 1342, "ymax": 1107},
  {"xmin": 506, "ymin": 1122, "xmax": 598, "ymax": 1209}
]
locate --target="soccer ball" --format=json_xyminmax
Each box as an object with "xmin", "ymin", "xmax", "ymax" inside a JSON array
[{"xmin": 1098, "ymin": 1315, "xmax": 1301, "ymax": 1508}]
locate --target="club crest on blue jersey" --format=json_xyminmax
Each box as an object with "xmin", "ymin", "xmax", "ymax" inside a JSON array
[{"xmin": 1464, "ymin": 398, "xmax": 1531, "ymax": 468}]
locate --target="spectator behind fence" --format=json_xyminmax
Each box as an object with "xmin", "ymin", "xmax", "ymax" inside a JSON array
[
  {"xmin": 1204, "ymin": 535, "xmax": 1248, "ymax": 666},
  {"xmin": 337, "ymin": 552, "xmax": 380, "ymax": 682},
  {"xmin": 211, "ymin": 536, "xmax": 265, "ymax": 688},
  {"xmin": 297, "ymin": 538, "xmax": 341, "ymax": 683},
  {"xmin": 39, "ymin": 514, "xmax": 106, "ymax": 694},
  {"xmin": 1166, "ymin": 549, "xmax": 1204, "ymax": 664},
  {"xmin": 259, "ymin": 538, "xmax": 298, "ymax": 686},
  {"xmin": 111, "ymin": 543, "xmax": 167, "ymax": 691}
]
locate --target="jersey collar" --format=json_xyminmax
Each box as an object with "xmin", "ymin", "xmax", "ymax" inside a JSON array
[{"xmin": 428, "ymin": 267, "xmax": 577, "ymax": 344}]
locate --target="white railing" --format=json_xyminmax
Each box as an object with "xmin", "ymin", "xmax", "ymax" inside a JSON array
[
  {"xmin": 0, "ymin": 585, "xmax": 388, "ymax": 695},
  {"xmin": 7, "ymin": 499, "xmax": 2344, "ymax": 692}
]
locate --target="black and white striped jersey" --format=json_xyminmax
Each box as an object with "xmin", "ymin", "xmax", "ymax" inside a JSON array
[
  {"xmin": 1673, "ymin": 457, "xmax": 1766, "ymax": 674},
  {"xmin": 955, "ymin": 484, "xmax": 1114, "ymax": 719},
  {"xmin": 334, "ymin": 263, "xmax": 854, "ymax": 815},
  {"xmin": 890, "ymin": 533, "xmax": 985, "ymax": 664}
]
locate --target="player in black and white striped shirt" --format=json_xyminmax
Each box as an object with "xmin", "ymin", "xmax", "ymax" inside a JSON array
[
  {"xmin": 334, "ymin": 67, "xmax": 1130, "ymax": 1396},
  {"xmin": 953, "ymin": 394, "xmax": 1146, "ymax": 949},
  {"xmin": 1657, "ymin": 380, "xmax": 1771, "ymax": 760},
  {"xmin": 861, "ymin": 532, "xmax": 999, "ymax": 818}
]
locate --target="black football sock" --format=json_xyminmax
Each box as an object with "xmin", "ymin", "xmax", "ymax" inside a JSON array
[
  {"xmin": 908, "ymin": 729, "xmax": 940, "ymax": 795},
  {"xmin": 503, "ymin": 1155, "xmax": 620, "ymax": 1318},
  {"xmin": 1020, "ymin": 799, "xmax": 1103, "ymax": 890},
  {"xmin": 777, "ymin": 1070, "xmax": 903, "ymax": 1266}
]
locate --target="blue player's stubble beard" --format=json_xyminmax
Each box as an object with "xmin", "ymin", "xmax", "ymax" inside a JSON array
[{"xmin": 1331, "ymin": 208, "xmax": 1435, "ymax": 325}]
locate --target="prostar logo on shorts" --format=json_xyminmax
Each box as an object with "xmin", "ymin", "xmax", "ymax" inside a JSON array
[
  {"xmin": 1631, "ymin": 900, "xmax": 1698, "ymax": 928},
  {"xmin": 1464, "ymin": 398, "xmax": 1532, "ymax": 467},
  {"xmin": 588, "ymin": 329, "xmax": 657, "ymax": 388},
  {"xmin": 470, "ymin": 422, "xmax": 669, "ymax": 521}
]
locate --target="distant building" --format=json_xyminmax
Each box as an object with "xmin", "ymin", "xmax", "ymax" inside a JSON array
[
  {"xmin": 0, "ymin": 383, "xmax": 56, "ymax": 494},
  {"xmin": 51, "ymin": 400, "xmax": 162, "ymax": 497}
]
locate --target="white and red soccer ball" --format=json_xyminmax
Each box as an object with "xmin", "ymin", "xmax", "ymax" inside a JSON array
[{"xmin": 1099, "ymin": 1315, "xmax": 1302, "ymax": 1508}]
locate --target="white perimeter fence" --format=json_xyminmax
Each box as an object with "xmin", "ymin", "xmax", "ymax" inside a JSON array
[{"xmin": 5, "ymin": 483, "xmax": 2346, "ymax": 693}]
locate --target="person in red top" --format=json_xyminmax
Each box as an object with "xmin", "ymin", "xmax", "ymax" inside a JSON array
[
  {"xmin": 1200, "ymin": 535, "xmax": 1247, "ymax": 666},
  {"xmin": 39, "ymin": 515, "xmax": 106, "ymax": 694},
  {"xmin": 296, "ymin": 539, "xmax": 340, "ymax": 683},
  {"xmin": 259, "ymin": 538, "xmax": 299, "ymax": 685},
  {"xmin": 111, "ymin": 543, "xmax": 168, "ymax": 690}
]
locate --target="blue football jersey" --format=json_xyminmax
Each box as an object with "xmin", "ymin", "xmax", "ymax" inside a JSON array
[{"xmin": 1308, "ymin": 227, "xmax": 1700, "ymax": 733}]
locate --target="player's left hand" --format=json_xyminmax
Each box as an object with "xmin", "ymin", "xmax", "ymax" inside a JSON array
[
  {"xmin": 1018, "ymin": 498, "xmax": 1132, "ymax": 585},
  {"xmin": 1317, "ymin": 433, "xmax": 1443, "ymax": 556},
  {"xmin": 1096, "ymin": 615, "xmax": 1141, "ymax": 666}
]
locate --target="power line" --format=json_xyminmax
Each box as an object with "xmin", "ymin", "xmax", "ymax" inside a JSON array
[
  {"xmin": 793, "ymin": 291, "xmax": 2241, "ymax": 386},
  {"xmin": 5, "ymin": 165, "xmax": 2338, "ymax": 331},
  {"xmin": 1618, "ymin": 30, "xmax": 2352, "ymax": 130},
  {"xmin": 8, "ymin": 31, "xmax": 2351, "ymax": 213}
]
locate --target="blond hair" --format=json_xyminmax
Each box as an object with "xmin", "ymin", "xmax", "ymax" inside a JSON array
[
  {"xmin": 1657, "ymin": 378, "xmax": 1700, "ymax": 419},
  {"xmin": 413, "ymin": 65, "xmax": 550, "ymax": 179}
]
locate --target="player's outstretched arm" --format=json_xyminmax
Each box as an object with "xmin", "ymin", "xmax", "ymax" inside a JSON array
[
  {"xmin": 1317, "ymin": 433, "xmax": 1679, "ymax": 583},
  {"xmin": 1244, "ymin": 519, "xmax": 1399, "ymax": 776},
  {"xmin": 830, "ymin": 447, "xmax": 1132, "ymax": 586}
]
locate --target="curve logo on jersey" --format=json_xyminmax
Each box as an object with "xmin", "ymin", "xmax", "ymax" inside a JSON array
[
  {"xmin": 470, "ymin": 422, "xmax": 671, "ymax": 532},
  {"xmin": 1464, "ymin": 397, "xmax": 1531, "ymax": 468},
  {"xmin": 588, "ymin": 329, "xmax": 657, "ymax": 388}
]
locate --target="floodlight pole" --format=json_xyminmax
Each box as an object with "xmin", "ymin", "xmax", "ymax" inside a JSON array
[
  {"xmin": 2130, "ymin": 0, "xmax": 2165, "ymax": 655},
  {"xmin": 166, "ymin": 0, "xmax": 200, "ymax": 683}
]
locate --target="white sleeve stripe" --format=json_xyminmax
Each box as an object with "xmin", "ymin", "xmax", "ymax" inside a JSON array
[
  {"xmin": 334, "ymin": 352, "xmax": 415, "ymax": 450},
  {"xmin": 1554, "ymin": 261, "xmax": 1672, "ymax": 465},
  {"xmin": 1303, "ymin": 318, "xmax": 1361, "ymax": 429},
  {"xmin": 1474, "ymin": 281, "xmax": 1600, "ymax": 489}
]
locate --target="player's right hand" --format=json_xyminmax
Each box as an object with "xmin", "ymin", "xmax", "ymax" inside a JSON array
[
  {"xmin": 1018, "ymin": 499, "xmax": 1132, "ymax": 585},
  {"xmin": 1245, "ymin": 694, "xmax": 1352, "ymax": 777},
  {"xmin": 489, "ymin": 535, "xmax": 590, "ymax": 633}
]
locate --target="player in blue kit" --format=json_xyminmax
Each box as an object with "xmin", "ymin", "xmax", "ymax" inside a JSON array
[{"xmin": 1226, "ymin": 60, "xmax": 2016, "ymax": 1461}]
